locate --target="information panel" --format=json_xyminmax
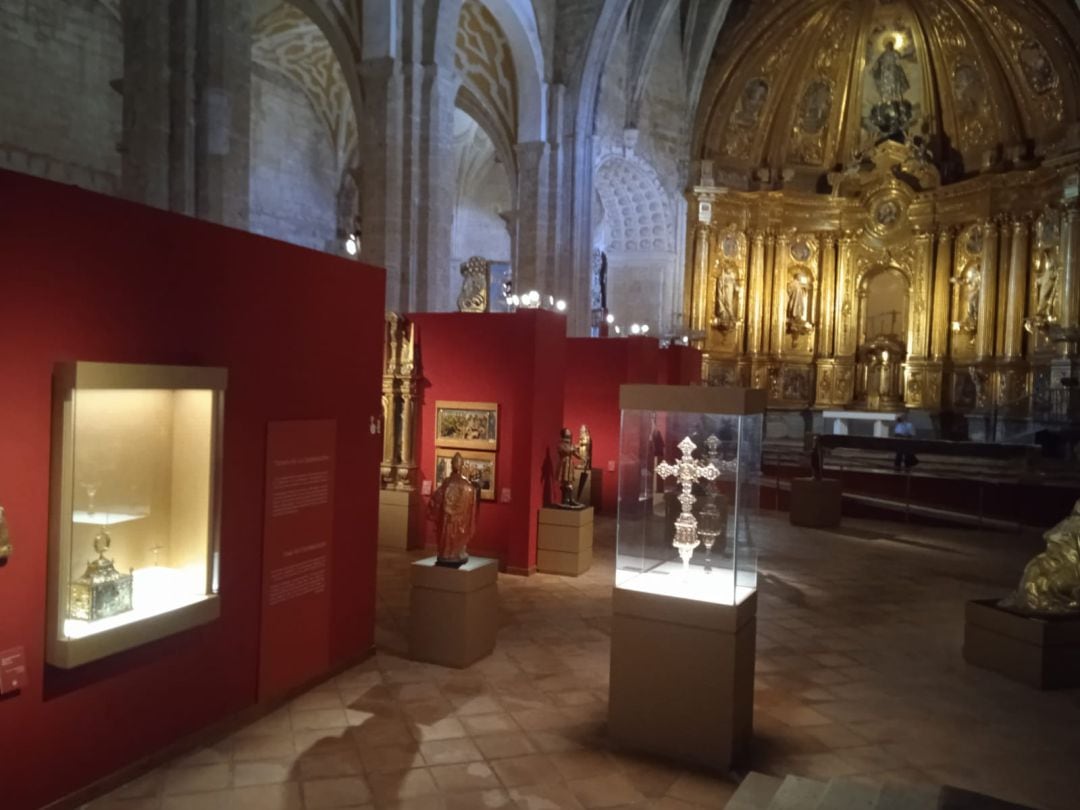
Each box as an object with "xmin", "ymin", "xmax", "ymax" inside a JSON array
[{"xmin": 258, "ymin": 420, "xmax": 336, "ymax": 700}]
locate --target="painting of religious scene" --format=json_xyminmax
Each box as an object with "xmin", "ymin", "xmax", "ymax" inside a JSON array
[
  {"xmin": 435, "ymin": 449, "xmax": 496, "ymax": 501},
  {"xmin": 860, "ymin": 19, "xmax": 924, "ymax": 140},
  {"xmin": 434, "ymin": 401, "xmax": 499, "ymax": 450}
]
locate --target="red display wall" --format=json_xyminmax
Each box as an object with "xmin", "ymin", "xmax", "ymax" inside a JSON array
[
  {"xmin": 0, "ymin": 170, "xmax": 385, "ymax": 809},
  {"xmin": 409, "ymin": 311, "xmax": 566, "ymax": 574},
  {"xmin": 563, "ymin": 338, "xmax": 702, "ymax": 514}
]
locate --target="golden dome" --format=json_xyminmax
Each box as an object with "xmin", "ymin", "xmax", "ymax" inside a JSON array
[{"xmin": 695, "ymin": 0, "xmax": 1080, "ymax": 190}]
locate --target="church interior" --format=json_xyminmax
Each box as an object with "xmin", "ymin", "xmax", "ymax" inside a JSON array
[{"xmin": 2, "ymin": 1, "xmax": 1080, "ymax": 809}]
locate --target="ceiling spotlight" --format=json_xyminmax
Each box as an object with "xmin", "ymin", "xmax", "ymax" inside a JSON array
[
  {"xmin": 614, "ymin": 325, "xmax": 621, "ymax": 335},
  {"xmin": 510, "ymin": 294, "xmax": 520, "ymax": 306},
  {"xmin": 630, "ymin": 323, "xmax": 641, "ymax": 335},
  {"xmin": 641, "ymin": 324, "xmax": 650, "ymax": 334},
  {"xmin": 605, "ymin": 313, "xmax": 615, "ymax": 325},
  {"xmin": 555, "ymin": 300, "xmax": 567, "ymax": 312},
  {"xmin": 345, "ymin": 234, "xmax": 360, "ymax": 256}
]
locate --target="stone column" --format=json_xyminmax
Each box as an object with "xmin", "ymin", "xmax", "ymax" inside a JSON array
[
  {"xmin": 360, "ymin": 57, "xmax": 406, "ymax": 311},
  {"xmin": 931, "ymin": 227, "xmax": 954, "ymax": 361},
  {"xmin": 977, "ymin": 218, "xmax": 1000, "ymax": 360},
  {"xmin": 747, "ymin": 229, "xmax": 767, "ymax": 356},
  {"xmin": 1003, "ymin": 217, "xmax": 1030, "ymax": 359},
  {"xmin": 514, "ymin": 140, "xmax": 551, "ymax": 297},
  {"xmin": 193, "ymin": 0, "xmax": 251, "ymax": 229},
  {"xmin": 415, "ymin": 63, "xmax": 457, "ymax": 311},
  {"xmin": 818, "ymin": 234, "xmax": 837, "ymax": 357}
]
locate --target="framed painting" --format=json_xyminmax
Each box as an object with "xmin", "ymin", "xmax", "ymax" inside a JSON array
[
  {"xmin": 434, "ymin": 400, "xmax": 499, "ymax": 450},
  {"xmin": 434, "ymin": 449, "xmax": 496, "ymax": 501}
]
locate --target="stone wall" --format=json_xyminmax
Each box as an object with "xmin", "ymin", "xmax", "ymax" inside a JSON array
[
  {"xmin": 0, "ymin": 0, "xmax": 121, "ymax": 194},
  {"xmin": 249, "ymin": 68, "xmax": 340, "ymax": 253}
]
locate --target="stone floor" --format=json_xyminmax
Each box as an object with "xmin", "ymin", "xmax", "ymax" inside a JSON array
[{"xmin": 87, "ymin": 513, "xmax": 1080, "ymax": 810}]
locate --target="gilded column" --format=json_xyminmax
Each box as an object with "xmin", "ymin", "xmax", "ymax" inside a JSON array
[
  {"xmin": 995, "ymin": 216, "xmax": 1013, "ymax": 358},
  {"xmin": 834, "ymin": 234, "xmax": 856, "ymax": 357},
  {"xmin": 1061, "ymin": 206, "xmax": 1080, "ymax": 329},
  {"xmin": 762, "ymin": 230, "xmax": 777, "ymax": 355},
  {"xmin": 748, "ymin": 229, "xmax": 767, "ymax": 355},
  {"xmin": 931, "ymin": 227, "xmax": 954, "ymax": 361},
  {"xmin": 771, "ymin": 231, "xmax": 790, "ymax": 355},
  {"xmin": 1003, "ymin": 217, "xmax": 1030, "ymax": 359},
  {"xmin": 818, "ymin": 233, "xmax": 837, "ymax": 357},
  {"xmin": 976, "ymin": 219, "xmax": 1000, "ymax": 361},
  {"xmin": 913, "ymin": 230, "xmax": 934, "ymax": 359},
  {"xmin": 690, "ymin": 222, "xmax": 711, "ymax": 336}
]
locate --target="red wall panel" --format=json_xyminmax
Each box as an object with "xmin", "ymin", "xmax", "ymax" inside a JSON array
[
  {"xmin": 410, "ymin": 311, "xmax": 566, "ymax": 574},
  {"xmin": 0, "ymin": 170, "xmax": 384, "ymax": 809}
]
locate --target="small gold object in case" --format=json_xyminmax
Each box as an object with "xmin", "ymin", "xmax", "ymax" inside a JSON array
[{"xmin": 68, "ymin": 529, "xmax": 133, "ymax": 621}]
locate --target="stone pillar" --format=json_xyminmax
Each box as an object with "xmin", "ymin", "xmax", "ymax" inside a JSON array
[
  {"xmin": 514, "ymin": 140, "xmax": 551, "ymax": 297},
  {"xmin": 747, "ymin": 229, "xmax": 767, "ymax": 355},
  {"xmin": 818, "ymin": 234, "xmax": 837, "ymax": 357},
  {"xmin": 977, "ymin": 219, "xmax": 1000, "ymax": 360},
  {"xmin": 931, "ymin": 227, "xmax": 954, "ymax": 361},
  {"xmin": 360, "ymin": 57, "xmax": 406, "ymax": 311},
  {"xmin": 120, "ymin": 1, "xmax": 176, "ymax": 210},
  {"xmin": 1003, "ymin": 217, "xmax": 1031, "ymax": 359},
  {"xmin": 416, "ymin": 63, "xmax": 457, "ymax": 311},
  {"xmin": 1061, "ymin": 206, "xmax": 1080, "ymax": 330}
]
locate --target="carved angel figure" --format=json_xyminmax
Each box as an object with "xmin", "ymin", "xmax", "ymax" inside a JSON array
[{"xmin": 1001, "ymin": 499, "xmax": 1080, "ymax": 615}]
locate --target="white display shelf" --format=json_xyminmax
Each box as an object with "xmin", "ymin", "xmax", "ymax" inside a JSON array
[{"xmin": 616, "ymin": 560, "xmax": 755, "ymax": 606}]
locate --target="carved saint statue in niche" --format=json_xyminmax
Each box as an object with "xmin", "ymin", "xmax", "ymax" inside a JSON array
[
  {"xmin": 712, "ymin": 263, "xmax": 740, "ymax": 332},
  {"xmin": 427, "ymin": 452, "xmax": 479, "ymax": 567},
  {"xmin": 872, "ymin": 39, "xmax": 910, "ymax": 103},
  {"xmin": 951, "ymin": 261, "xmax": 981, "ymax": 337},
  {"xmin": 1034, "ymin": 249, "xmax": 1059, "ymax": 320},
  {"xmin": 785, "ymin": 268, "xmax": 813, "ymax": 335}
]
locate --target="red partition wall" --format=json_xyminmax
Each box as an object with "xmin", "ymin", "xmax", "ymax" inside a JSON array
[
  {"xmin": 0, "ymin": 170, "xmax": 384, "ymax": 809},
  {"xmin": 410, "ymin": 311, "xmax": 566, "ymax": 574},
  {"xmin": 659, "ymin": 345, "xmax": 704, "ymax": 385},
  {"xmin": 563, "ymin": 337, "xmax": 660, "ymax": 514}
]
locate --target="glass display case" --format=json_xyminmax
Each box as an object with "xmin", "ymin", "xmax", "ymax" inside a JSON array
[
  {"xmin": 616, "ymin": 385, "xmax": 765, "ymax": 607},
  {"xmin": 47, "ymin": 362, "xmax": 227, "ymax": 668}
]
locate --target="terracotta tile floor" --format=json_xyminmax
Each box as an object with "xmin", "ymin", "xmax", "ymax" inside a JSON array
[{"xmin": 87, "ymin": 514, "xmax": 1080, "ymax": 810}]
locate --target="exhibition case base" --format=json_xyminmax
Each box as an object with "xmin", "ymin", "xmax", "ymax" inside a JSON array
[
  {"xmin": 608, "ymin": 586, "xmax": 756, "ymax": 771},
  {"xmin": 409, "ymin": 556, "xmax": 498, "ymax": 668},
  {"xmin": 964, "ymin": 598, "xmax": 1080, "ymax": 689},
  {"xmin": 537, "ymin": 506, "xmax": 594, "ymax": 576}
]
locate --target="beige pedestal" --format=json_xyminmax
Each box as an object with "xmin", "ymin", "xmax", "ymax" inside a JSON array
[
  {"xmin": 379, "ymin": 489, "xmax": 420, "ymax": 550},
  {"xmin": 409, "ymin": 557, "xmax": 498, "ymax": 668},
  {"xmin": 963, "ymin": 599, "xmax": 1080, "ymax": 689},
  {"xmin": 789, "ymin": 477, "xmax": 842, "ymax": 528},
  {"xmin": 609, "ymin": 587, "xmax": 757, "ymax": 771},
  {"xmin": 537, "ymin": 507, "xmax": 594, "ymax": 576}
]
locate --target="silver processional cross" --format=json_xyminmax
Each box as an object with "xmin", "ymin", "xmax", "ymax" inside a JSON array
[{"xmin": 656, "ymin": 436, "xmax": 723, "ymax": 575}]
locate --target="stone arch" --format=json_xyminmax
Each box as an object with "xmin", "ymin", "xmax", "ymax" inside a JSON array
[
  {"xmin": 594, "ymin": 155, "xmax": 675, "ymax": 254},
  {"xmin": 436, "ymin": 0, "xmax": 546, "ymax": 142}
]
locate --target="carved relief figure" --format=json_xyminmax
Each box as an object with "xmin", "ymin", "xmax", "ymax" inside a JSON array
[
  {"xmin": 798, "ymin": 79, "xmax": 832, "ymax": 134},
  {"xmin": 457, "ymin": 257, "xmax": 490, "ymax": 313},
  {"xmin": 1019, "ymin": 39, "xmax": 1056, "ymax": 94},
  {"xmin": 785, "ymin": 268, "xmax": 813, "ymax": 334},
  {"xmin": 427, "ymin": 452, "xmax": 479, "ymax": 567},
  {"xmin": 1001, "ymin": 499, "xmax": 1080, "ymax": 615},
  {"xmin": 723, "ymin": 78, "xmax": 769, "ymax": 158}
]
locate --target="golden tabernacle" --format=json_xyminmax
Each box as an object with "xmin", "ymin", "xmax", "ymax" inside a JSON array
[{"xmin": 686, "ymin": 0, "xmax": 1080, "ymax": 419}]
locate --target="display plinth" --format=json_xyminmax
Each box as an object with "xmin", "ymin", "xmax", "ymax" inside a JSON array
[
  {"xmin": 609, "ymin": 586, "xmax": 756, "ymax": 771},
  {"xmin": 378, "ymin": 489, "xmax": 420, "ymax": 550},
  {"xmin": 789, "ymin": 478, "xmax": 842, "ymax": 528},
  {"xmin": 963, "ymin": 599, "xmax": 1080, "ymax": 689},
  {"xmin": 409, "ymin": 556, "xmax": 499, "ymax": 668},
  {"xmin": 537, "ymin": 506, "xmax": 594, "ymax": 576}
]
